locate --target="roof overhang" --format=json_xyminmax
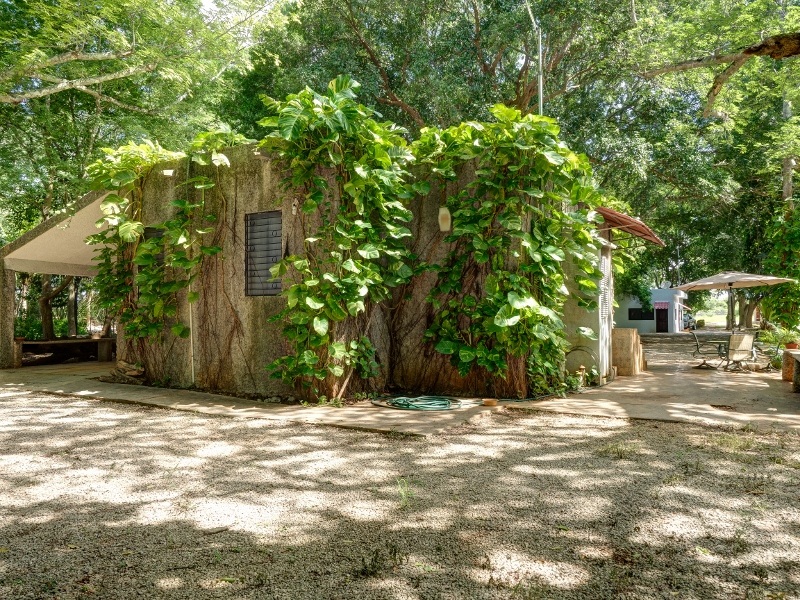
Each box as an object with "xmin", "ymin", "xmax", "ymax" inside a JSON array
[
  {"xmin": 595, "ymin": 206, "xmax": 665, "ymax": 247},
  {"xmin": 0, "ymin": 192, "xmax": 108, "ymax": 276}
]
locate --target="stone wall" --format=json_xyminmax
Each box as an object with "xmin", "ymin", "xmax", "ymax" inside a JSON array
[{"xmin": 117, "ymin": 145, "xmax": 295, "ymax": 397}]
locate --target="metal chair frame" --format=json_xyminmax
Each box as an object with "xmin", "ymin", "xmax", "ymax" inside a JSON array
[{"xmin": 690, "ymin": 331, "xmax": 727, "ymax": 369}]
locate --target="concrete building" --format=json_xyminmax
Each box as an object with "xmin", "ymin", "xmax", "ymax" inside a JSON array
[
  {"xmin": 0, "ymin": 147, "xmax": 664, "ymax": 396},
  {"xmin": 615, "ymin": 287, "xmax": 689, "ymax": 334}
]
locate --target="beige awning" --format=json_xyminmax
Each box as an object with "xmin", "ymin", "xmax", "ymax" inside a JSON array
[{"xmin": 0, "ymin": 192, "xmax": 107, "ymax": 276}]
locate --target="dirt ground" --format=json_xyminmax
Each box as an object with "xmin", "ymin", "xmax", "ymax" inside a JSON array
[{"xmin": 1, "ymin": 334, "xmax": 800, "ymax": 599}]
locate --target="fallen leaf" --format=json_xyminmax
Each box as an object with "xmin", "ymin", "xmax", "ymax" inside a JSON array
[
  {"xmin": 0, "ymin": 548, "xmax": 8, "ymax": 553},
  {"xmin": 68, "ymin": 544, "xmax": 78, "ymax": 549}
]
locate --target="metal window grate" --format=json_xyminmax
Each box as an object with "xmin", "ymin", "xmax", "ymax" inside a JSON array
[
  {"xmin": 245, "ymin": 211, "xmax": 282, "ymax": 296},
  {"xmin": 143, "ymin": 227, "xmax": 165, "ymax": 265}
]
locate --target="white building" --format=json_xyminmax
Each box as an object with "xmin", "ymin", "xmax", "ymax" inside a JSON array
[{"xmin": 615, "ymin": 287, "xmax": 689, "ymax": 334}]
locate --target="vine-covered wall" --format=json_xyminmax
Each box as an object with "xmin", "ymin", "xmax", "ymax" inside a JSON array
[
  {"xmin": 94, "ymin": 78, "xmax": 608, "ymax": 401},
  {"xmin": 115, "ymin": 145, "xmax": 297, "ymax": 396}
]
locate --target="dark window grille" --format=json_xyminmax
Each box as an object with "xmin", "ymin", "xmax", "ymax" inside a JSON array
[
  {"xmin": 245, "ymin": 211, "xmax": 282, "ymax": 296},
  {"xmin": 143, "ymin": 227, "xmax": 165, "ymax": 265},
  {"xmin": 628, "ymin": 307, "xmax": 654, "ymax": 321}
]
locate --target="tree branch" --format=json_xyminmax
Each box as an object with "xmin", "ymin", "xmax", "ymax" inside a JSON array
[
  {"xmin": 703, "ymin": 55, "xmax": 749, "ymax": 117},
  {"xmin": 339, "ymin": 1, "xmax": 425, "ymax": 127},
  {"xmin": 641, "ymin": 32, "xmax": 800, "ymax": 116},
  {"xmin": 0, "ymin": 64, "xmax": 157, "ymax": 104},
  {"xmin": 25, "ymin": 73, "xmax": 157, "ymax": 114},
  {"xmin": 0, "ymin": 50, "xmax": 135, "ymax": 83}
]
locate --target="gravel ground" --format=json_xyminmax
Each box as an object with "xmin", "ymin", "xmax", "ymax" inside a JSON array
[{"xmin": 1, "ymin": 388, "xmax": 799, "ymax": 600}]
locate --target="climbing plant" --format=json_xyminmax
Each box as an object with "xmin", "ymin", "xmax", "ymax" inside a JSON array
[
  {"xmin": 413, "ymin": 105, "xmax": 604, "ymax": 396},
  {"xmin": 259, "ymin": 76, "xmax": 421, "ymax": 397},
  {"xmin": 86, "ymin": 127, "xmax": 250, "ymax": 342}
]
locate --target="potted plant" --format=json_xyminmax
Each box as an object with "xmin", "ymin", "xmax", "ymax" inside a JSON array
[{"xmin": 762, "ymin": 326, "xmax": 799, "ymax": 349}]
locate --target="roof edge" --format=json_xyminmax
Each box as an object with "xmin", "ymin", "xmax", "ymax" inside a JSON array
[{"xmin": 0, "ymin": 190, "xmax": 109, "ymax": 260}]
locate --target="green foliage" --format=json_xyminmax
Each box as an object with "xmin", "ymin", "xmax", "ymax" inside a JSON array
[
  {"xmin": 261, "ymin": 76, "xmax": 419, "ymax": 389},
  {"xmin": 85, "ymin": 131, "xmax": 244, "ymax": 342},
  {"xmin": 14, "ymin": 315, "xmax": 87, "ymax": 341},
  {"xmin": 763, "ymin": 210, "xmax": 800, "ymax": 328},
  {"xmin": 415, "ymin": 105, "xmax": 603, "ymax": 394}
]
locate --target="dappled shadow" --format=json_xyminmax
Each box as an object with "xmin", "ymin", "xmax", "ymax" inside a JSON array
[{"xmin": 1, "ymin": 394, "xmax": 799, "ymax": 599}]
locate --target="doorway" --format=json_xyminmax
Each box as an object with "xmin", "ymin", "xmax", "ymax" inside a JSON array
[{"xmin": 656, "ymin": 308, "xmax": 669, "ymax": 333}]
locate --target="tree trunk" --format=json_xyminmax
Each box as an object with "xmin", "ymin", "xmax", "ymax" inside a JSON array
[
  {"xmin": 783, "ymin": 100, "xmax": 795, "ymax": 218},
  {"xmin": 38, "ymin": 275, "xmax": 73, "ymax": 341},
  {"xmin": 744, "ymin": 300, "xmax": 757, "ymax": 328},
  {"xmin": 100, "ymin": 313, "xmax": 114, "ymax": 338},
  {"xmin": 736, "ymin": 293, "xmax": 747, "ymax": 328},
  {"xmin": 39, "ymin": 275, "xmax": 55, "ymax": 340},
  {"xmin": 67, "ymin": 277, "xmax": 78, "ymax": 337}
]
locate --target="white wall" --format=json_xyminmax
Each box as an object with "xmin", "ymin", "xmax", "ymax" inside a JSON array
[{"xmin": 614, "ymin": 288, "xmax": 688, "ymax": 334}]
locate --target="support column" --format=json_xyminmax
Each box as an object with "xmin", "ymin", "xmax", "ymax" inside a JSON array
[{"xmin": 0, "ymin": 262, "xmax": 16, "ymax": 368}]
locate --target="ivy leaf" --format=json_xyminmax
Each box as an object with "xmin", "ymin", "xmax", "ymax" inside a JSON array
[
  {"xmin": 211, "ymin": 151, "xmax": 230, "ymax": 167},
  {"xmin": 312, "ymin": 316, "xmax": 329, "ymax": 336},
  {"xmin": 171, "ymin": 323, "xmax": 190, "ymax": 338},
  {"xmin": 459, "ymin": 347, "xmax": 476, "ymax": 363},
  {"xmin": 187, "ymin": 291, "xmax": 200, "ymax": 304},
  {"xmin": 494, "ymin": 304, "xmax": 520, "ymax": 328},
  {"xmin": 347, "ymin": 300, "xmax": 365, "ymax": 316},
  {"xmin": 305, "ymin": 296, "xmax": 324, "ymax": 310},
  {"xmin": 118, "ymin": 221, "xmax": 144, "ymax": 242},
  {"xmin": 412, "ymin": 181, "xmax": 431, "ymax": 195},
  {"xmin": 543, "ymin": 245, "xmax": 566, "ymax": 261},
  {"xmin": 508, "ymin": 291, "xmax": 538, "ymax": 309},
  {"xmin": 341, "ymin": 259, "xmax": 361, "ymax": 273},
  {"xmin": 153, "ymin": 300, "xmax": 164, "ymax": 317},
  {"xmin": 329, "ymin": 342, "xmax": 347, "ymax": 359},
  {"xmin": 435, "ymin": 339, "xmax": 458, "ymax": 355},
  {"xmin": 357, "ymin": 244, "xmax": 380, "ymax": 259},
  {"xmin": 577, "ymin": 326, "xmax": 598, "ymax": 340},
  {"xmin": 543, "ymin": 150, "xmax": 566, "ymax": 165},
  {"xmin": 301, "ymin": 350, "xmax": 319, "ymax": 365},
  {"xmin": 328, "ymin": 364, "xmax": 344, "ymax": 377}
]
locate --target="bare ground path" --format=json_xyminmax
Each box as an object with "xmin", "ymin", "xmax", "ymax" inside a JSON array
[{"xmin": 1, "ymin": 388, "xmax": 799, "ymax": 599}]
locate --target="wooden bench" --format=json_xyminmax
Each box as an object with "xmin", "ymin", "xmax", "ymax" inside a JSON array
[
  {"xmin": 13, "ymin": 338, "xmax": 115, "ymax": 368},
  {"xmin": 784, "ymin": 349, "xmax": 800, "ymax": 392}
]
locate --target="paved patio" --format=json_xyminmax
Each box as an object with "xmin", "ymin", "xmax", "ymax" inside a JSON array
[
  {"xmin": 515, "ymin": 332, "xmax": 800, "ymax": 430},
  {"xmin": 1, "ymin": 331, "xmax": 798, "ymax": 433}
]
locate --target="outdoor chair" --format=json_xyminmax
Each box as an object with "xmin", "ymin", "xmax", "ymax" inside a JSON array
[
  {"xmin": 724, "ymin": 333, "xmax": 755, "ymax": 371},
  {"xmin": 753, "ymin": 331, "xmax": 781, "ymax": 372},
  {"xmin": 690, "ymin": 331, "xmax": 726, "ymax": 369}
]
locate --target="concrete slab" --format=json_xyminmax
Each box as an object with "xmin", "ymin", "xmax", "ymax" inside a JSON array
[
  {"xmin": 0, "ymin": 363, "xmax": 496, "ymax": 436},
  {"xmin": 511, "ymin": 333, "xmax": 800, "ymax": 431}
]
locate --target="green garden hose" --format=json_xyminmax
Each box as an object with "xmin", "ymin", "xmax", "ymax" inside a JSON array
[{"xmin": 372, "ymin": 395, "xmax": 463, "ymax": 410}]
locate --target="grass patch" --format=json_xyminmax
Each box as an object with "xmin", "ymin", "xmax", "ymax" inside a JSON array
[
  {"xmin": 597, "ymin": 442, "xmax": 638, "ymax": 460},
  {"xmin": 713, "ymin": 433, "xmax": 755, "ymax": 452}
]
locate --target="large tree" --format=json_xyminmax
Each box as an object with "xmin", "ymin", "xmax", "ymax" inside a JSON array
[{"xmin": 0, "ymin": 0, "xmax": 272, "ymax": 338}]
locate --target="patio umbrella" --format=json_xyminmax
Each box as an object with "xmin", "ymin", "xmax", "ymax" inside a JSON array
[{"xmin": 675, "ymin": 271, "xmax": 796, "ymax": 330}]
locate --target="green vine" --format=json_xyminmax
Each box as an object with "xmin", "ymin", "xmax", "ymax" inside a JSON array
[
  {"xmin": 259, "ymin": 76, "xmax": 421, "ymax": 396},
  {"xmin": 413, "ymin": 105, "xmax": 604, "ymax": 396},
  {"xmin": 86, "ymin": 126, "xmax": 251, "ymax": 342}
]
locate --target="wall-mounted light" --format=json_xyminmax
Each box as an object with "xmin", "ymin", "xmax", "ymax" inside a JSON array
[
  {"xmin": 161, "ymin": 169, "xmax": 174, "ymax": 177},
  {"xmin": 438, "ymin": 207, "xmax": 451, "ymax": 232}
]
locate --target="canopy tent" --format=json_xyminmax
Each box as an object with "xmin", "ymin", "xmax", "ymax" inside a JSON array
[{"xmin": 676, "ymin": 271, "xmax": 795, "ymax": 330}]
